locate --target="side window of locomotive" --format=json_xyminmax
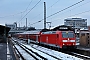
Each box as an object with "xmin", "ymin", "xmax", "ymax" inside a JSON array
[
  {"xmin": 52, "ymin": 31, "xmax": 56, "ymax": 34},
  {"xmin": 42, "ymin": 31, "xmax": 56, "ymax": 34},
  {"xmin": 42, "ymin": 32, "xmax": 50, "ymax": 34}
]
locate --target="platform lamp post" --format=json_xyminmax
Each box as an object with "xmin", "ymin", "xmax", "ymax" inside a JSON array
[
  {"xmin": 46, "ymin": 22, "xmax": 51, "ymax": 29},
  {"xmin": 4, "ymin": 26, "xmax": 6, "ymax": 43}
]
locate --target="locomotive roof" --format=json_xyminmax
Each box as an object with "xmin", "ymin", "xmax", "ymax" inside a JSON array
[
  {"xmin": 52, "ymin": 25, "xmax": 74, "ymax": 31},
  {"xmin": 17, "ymin": 29, "xmax": 50, "ymax": 34}
]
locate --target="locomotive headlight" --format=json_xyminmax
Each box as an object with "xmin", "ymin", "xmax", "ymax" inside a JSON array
[
  {"xmin": 73, "ymin": 43, "xmax": 75, "ymax": 45},
  {"xmin": 63, "ymin": 40, "xmax": 67, "ymax": 42},
  {"xmin": 63, "ymin": 43, "xmax": 65, "ymax": 45},
  {"xmin": 70, "ymin": 40, "xmax": 75, "ymax": 42}
]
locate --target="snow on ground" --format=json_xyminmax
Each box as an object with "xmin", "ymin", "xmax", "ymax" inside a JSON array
[
  {"xmin": 13, "ymin": 38, "xmax": 83, "ymax": 60},
  {"xmin": 15, "ymin": 45, "xmax": 35, "ymax": 60},
  {"xmin": 15, "ymin": 44, "xmax": 59, "ymax": 60},
  {"xmin": 24, "ymin": 44, "xmax": 83, "ymax": 60},
  {"xmin": 77, "ymin": 47, "xmax": 90, "ymax": 51}
]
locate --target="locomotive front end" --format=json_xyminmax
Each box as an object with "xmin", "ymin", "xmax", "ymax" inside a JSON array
[{"xmin": 61, "ymin": 31, "xmax": 76, "ymax": 49}]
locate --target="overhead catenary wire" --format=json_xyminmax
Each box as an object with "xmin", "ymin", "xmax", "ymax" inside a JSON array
[
  {"xmin": 18, "ymin": 0, "xmax": 41, "ymax": 23},
  {"xmin": 21, "ymin": 0, "xmax": 33, "ymax": 16},
  {"xmin": 0, "ymin": 0, "xmax": 85, "ymax": 20},
  {"xmin": 0, "ymin": 0, "xmax": 60, "ymax": 19},
  {"xmin": 0, "ymin": 0, "xmax": 87, "ymax": 20},
  {"xmin": 46, "ymin": 0, "xmax": 84, "ymax": 19},
  {"xmin": 29, "ymin": 0, "xmax": 61, "ymax": 23},
  {"xmin": 0, "ymin": 0, "xmax": 42, "ymax": 22},
  {"xmin": 30, "ymin": 0, "xmax": 84, "ymax": 26},
  {"xmin": 0, "ymin": 0, "xmax": 87, "ymax": 28},
  {"xmin": 50, "ymin": 0, "xmax": 90, "ymax": 22},
  {"xmin": 59, "ymin": 0, "xmax": 90, "ymax": 18},
  {"xmin": 0, "ymin": 0, "xmax": 33, "ymax": 18},
  {"xmin": 0, "ymin": 12, "xmax": 23, "ymax": 18},
  {"xmin": 68, "ymin": 10, "xmax": 90, "ymax": 17},
  {"xmin": 50, "ymin": 9, "xmax": 90, "ymax": 28},
  {"xmin": 47, "ymin": 0, "xmax": 60, "ymax": 9},
  {"xmin": 25, "ymin": 0, "xmax": 33, "ymax": 12}
]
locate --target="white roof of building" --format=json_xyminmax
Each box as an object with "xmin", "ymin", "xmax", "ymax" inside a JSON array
[
  {"xmin": 64, "ymin": 18, "xmax": 87, "ymax": 21},
  {"xmin": 17, "ymin": 30, "xmax": 40, "ymax": 34}
]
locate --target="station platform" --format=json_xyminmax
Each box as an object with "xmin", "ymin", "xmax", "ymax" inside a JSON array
[
  {"xmin": 0, "ymin": 43, "xmax": 7, "ymax": 60},
  {"xmin": 0, "ymin": 42, "xmax": 16, "ymax": 60}
]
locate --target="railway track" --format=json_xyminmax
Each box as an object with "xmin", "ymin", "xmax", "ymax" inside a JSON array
[
  {"xmin": 62, "ymin": 50, "xmax": 90, "ymax": 60},
  {"xmin": 30, "ymin": 43, "xmax": 90, "ymax": 60},
  {"xmin": 12, "ymin": 39, "xmax": 44, "ymax": 60},
  {"xmin": 29, "ymin": 41, "xmax": 90, "ymax": 60},
  {"xmin": 71, "ymin": 49, "xmax": 90, "ymax": 60},
  {"xmin": 11, "ymin": 38, "xmax": 62, "ymax": 60},
  {"xmin": 46, "ymin": 45, "xmax": 90, "ymax": 60},
  {"xmin": 71, "ymin": 52, "xmax": 90, "ymax": 60},
  {"xmin": 75, "ymin": 49, "xmax": 90, "ymax": 57},
  {"xmin": 61, "ymin": 48, "xmax": 90, "ymax": 60},
  {"xmin": 30, "ymin": 41, "xmax": 90, "ymax": 60},
  {"xmin": 11, "ymin": 38, "xmax": 89, "ymax": 60}
]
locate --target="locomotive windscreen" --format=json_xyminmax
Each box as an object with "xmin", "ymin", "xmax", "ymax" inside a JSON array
[{"xmin": 62, "ymin": 31, "xmax": 74, "ymax": 38}]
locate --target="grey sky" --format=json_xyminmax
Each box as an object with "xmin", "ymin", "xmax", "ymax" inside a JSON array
[{"xmin": 0, "ymin": 0, "xmax": 90, "ymax": 29}]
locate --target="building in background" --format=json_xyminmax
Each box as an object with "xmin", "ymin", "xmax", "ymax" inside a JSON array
[
  {"xmin": 88, "ymin": 25, "xmax": 90, "ymax": 31},
  {"xmin": 64, "ymin": 18, "xmax": 87, "ymax": 29},
  {"xmin": 5, "ymin": 22, "xmax": 17, "ymax": 30},
  {"xmin": 64, "ymin": 18, "xmax": 88, "ymax": 42}
]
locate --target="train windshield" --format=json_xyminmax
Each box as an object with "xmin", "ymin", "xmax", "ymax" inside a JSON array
[{"xmin": 62, "ymin": 31, "xmax": 74, "ymax": 38}]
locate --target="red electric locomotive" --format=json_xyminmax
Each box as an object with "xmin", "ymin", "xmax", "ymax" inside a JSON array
[
  {"xmin": 40, "ymin": 31, "xmax": 76, "ymax": 49},
  {"xmin": 13, "ymin": 25, "xmax": 76, "ymax": 49}
]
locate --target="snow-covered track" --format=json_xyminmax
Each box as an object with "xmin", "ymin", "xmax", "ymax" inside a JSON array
[
  {"xmin": 12, "ymin": 38, "xmax": 62, "ymax": 60},
  {"xmin": 71, "ymin": 49, "xmax": 90, "ymax": 60},
  {"xmin": 12, "ymin": 39, "xmax": 47, "ymax": 60},
  {"xmin": 71, "ymin": 52, "xmax": 90, "ymax": 60},
  {"xmin": 23, "ymin": 44, "xmax": 62, "ymax": 60},
  {"xmin": 62, "ymin": 49, "xmax": 90, "ymax": 60},
  {"xmin": 11, "ymin": 38, "xmax": 83, "ymax": 60}
]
